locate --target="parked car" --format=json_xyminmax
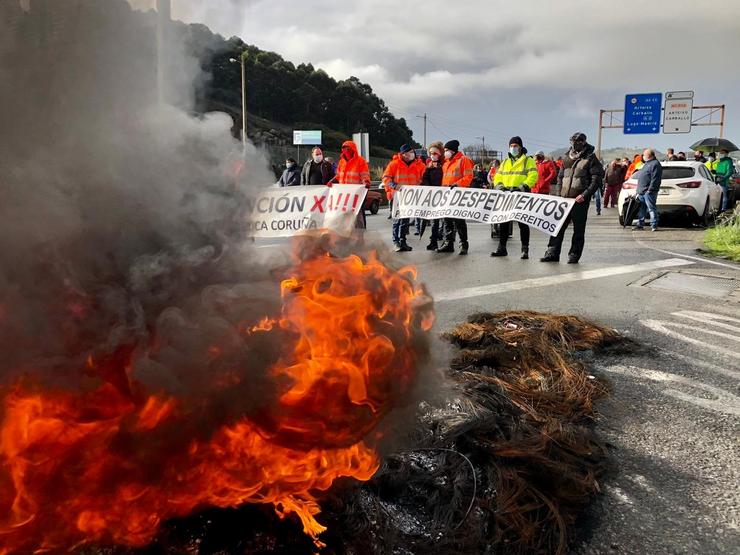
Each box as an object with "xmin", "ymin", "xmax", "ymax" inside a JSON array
[
  {"xmin": 618, "ymin": 161, "xmax": 723, "ymax": 226},
  {"xmin": 363, "ymin": 188, "xmax": 383, "ymax": 215}
]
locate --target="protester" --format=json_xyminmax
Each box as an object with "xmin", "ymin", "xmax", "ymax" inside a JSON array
[
  {"xmin": 491, "ymin": 137, "xmax": 538, "ymax": 260},
  {"xmin": 382, "ymin": 144, "xmax": 425, "ymax": 252},
  {"xmin": 705, "ymin": 152, "xmax": 718, "ymax": 176},
  {"xmin": 472, "ymin": 164, "xmax": 488, "ymax": 188},
  {"xmin": 622, "ymin": 156, "xmax": 631, "ymax": 168},
  {"xmin": 533, "ymin": 151, "xmax": 557, "ymax": 195},
  {"xmin": 276, "ymin": 158, "xmax": 300, "ymax": 186},
  {"xmin": 437, "ymin": 140, "xmax": 474, "ymax": 255},
  {"xmin": 677, "ymin": 151, "xmax": 687, "ymax": 161},
  {"xmin": 694, "ymin": 150, "xmax": 707, "ymax": 163},
  {"xmin": 487, "ymin": 159, "xmax": 501, "ymax": 187},
  {"xmin": 300, "ymin": 147, "xmax": 335, "ymax": 185},
  {"xmin": 625, "ymin": 154, "xmax": 644, "ymax": 180},
  {"xmin": 330, "ymin": 140, "xmax": 371, "ymax": 228},
  {"xmin": 603, "ymin": 158, "xmax": 627, "ymax": 209},
  {"xmin": 540, "ymin": 132, "xmax": 604, "ymax": 264},
  {"xmin": 422, "ymin": 141, "xmax": 445, "ymax": 250},
  {"xmin": 715, "ymin": 149, "xmax": 735, "ymax": 212},
  {"xmin": 633, "ymin": 148, "xmax": 662, "ymax": 231},
  {"xmin": 593, "ymin": 177, "xmax": 603, "ymax": 216},
  {"xmin": 325, "ymin": 156, "xmax": 337, "ymax": 173},
  {"xmin": 664, "ymin": 148, "xmax": 676, "ymax": 161}
]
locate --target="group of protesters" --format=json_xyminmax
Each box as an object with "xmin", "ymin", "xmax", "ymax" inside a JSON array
[
  {"xmin": 376, "ymin": 133, "xmax": 605, "ymax": 263},
  {"xmin": 274, "ymin": 131, "xmax": 736, "ymax": 262}
]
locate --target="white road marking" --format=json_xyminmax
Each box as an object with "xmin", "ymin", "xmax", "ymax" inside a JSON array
[
  {"xmin": 633, "ymin": 239, "xmax": 740, "ymax": 270},
  {"xmin": 603, "ymin": 364, "xmax": 740, "ymax": 417},
  {"xmin": 435, "ymin": 258, "xmax": 694, "ymax": 302},
  {"xmin": 673, "ymin": 311, "xmax": 740, "ymax": 335},
  {"xmin": 659, "ymin": 349, "xmax": 740, "ymax": 381},
  {"xmin": 641, "ymin": 319, "xmax": 740, "ymax": 361},
  {"xmin": 653, "ymin": 320, "xmax": 740, "ymax": 343}
]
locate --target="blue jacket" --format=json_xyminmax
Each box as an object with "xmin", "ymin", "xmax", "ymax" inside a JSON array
[{"xmin": 636, "ymin": 158, "xmax": 662, "ymax": 195}]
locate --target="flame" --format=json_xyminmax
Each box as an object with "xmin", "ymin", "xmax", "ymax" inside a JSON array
[{"xmin": 0, "ymin": 248, "xmax": 433, "ymax": 553}]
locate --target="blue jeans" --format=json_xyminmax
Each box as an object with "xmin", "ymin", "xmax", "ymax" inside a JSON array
[
  {"xmin": 719, "ymin": 183, "xmax": 729, "ymax": 211},
  {"xmin": 392, "ymin": 218, "xmax": 409, "ymax": 244},
  {"xmin": 637, "ymin": 192, "xmax": 659, "ymax": 229},
  {"xmin": 594, "ymin": 189, "xmax": 602, "ymax": 213}
]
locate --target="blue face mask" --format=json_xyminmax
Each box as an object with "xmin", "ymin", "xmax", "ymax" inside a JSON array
[{"xmin": 509, "ymin": 147, "xmax": 520, "ymax": 157}]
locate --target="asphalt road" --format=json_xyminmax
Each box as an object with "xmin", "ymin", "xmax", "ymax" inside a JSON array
[{"xmin": 257, "ymin": 204, "xmax": 740, "ymax": 554}]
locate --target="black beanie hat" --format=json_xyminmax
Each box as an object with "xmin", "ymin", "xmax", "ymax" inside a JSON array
[
  {"xmin": 509, "ymin": 136, "xmax": 523, "ymax": 148},
  {"xmin": 570, "ymin": 132, "xmax": 587, "ymax": 143},
  {"xmin": 444, "ymin": 140, "xmax": 460, "ymax": 152},
  {"xmin": 399, "ymin": 144, "xmax": 414, "ymax": 154}
]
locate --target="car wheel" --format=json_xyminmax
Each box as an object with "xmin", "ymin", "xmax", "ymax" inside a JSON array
[{"xmin": 369, "ymin": 199, "xmax": 380, "ymax": 215}]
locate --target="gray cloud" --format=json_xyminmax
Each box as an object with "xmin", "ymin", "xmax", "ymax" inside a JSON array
[{"xmin": 135, "ymin": 0, "xmax": 740, "ymax": 151}]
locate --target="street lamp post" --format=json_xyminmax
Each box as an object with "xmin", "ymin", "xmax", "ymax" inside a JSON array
[{"xmin": 229, "ymin": 55, "xmax": 247, "ymax": 146}]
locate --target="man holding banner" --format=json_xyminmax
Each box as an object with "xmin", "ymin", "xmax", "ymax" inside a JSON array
[
  {"xmin": 330, "ymin": 139, "xmax": 371, "ymax": 228},
  {"xmin": 491, "ymin": 137, "xmax": 539, "ymax": 260},
  {"xmin": 541, "ymin": 132, "xmax": 604, "ymax": 264},
  {"xmin": 383, "ymin": 144, "xmax": 426, "ymax": 252},
  {"xmin": 437, "ymin": 140, "xmax": 474, "ymax": 255}
]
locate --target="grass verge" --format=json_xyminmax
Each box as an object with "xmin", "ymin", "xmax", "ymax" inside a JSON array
[{"xmin": 704, "ymin": 211, "xmax": 740, "ymax": 262}]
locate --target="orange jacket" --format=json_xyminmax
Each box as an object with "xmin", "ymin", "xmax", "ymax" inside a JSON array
[
  {"xmin": 442, "ymin": 151, "xmax": 474, "ymax": 187},
  {"xmin": 625, "ymin": 155, "xmax": 643, "ymax": 180},
  {"xmin": 336, "ymin": 140, "xmax": 371, "ymax": 185},
  {"xmin": 382, "ymin": 154, "xmax": 426, "ymax": 200}
]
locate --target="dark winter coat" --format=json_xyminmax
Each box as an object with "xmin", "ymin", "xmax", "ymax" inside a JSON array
[
  {"xmin": 636, "ymin": 158, "xmax": 663, "ymax": 195},
  {"xmin": 556, "ymin": 144, "xmax": 604, "ymax": 200},
  {"xmin": 277, "ymin": 165, "xmax": 300, "ymax": 186},
  {"xmin": 300, "ymin": 159, "xmax": 335, "ymax": 186},
  {"xmin": 421, "ymin": 163, "xmax": 443, "ymax": 187},
  {"xmin": 604, "ymin": 163, "xmax": 627, "ymax": 187}
]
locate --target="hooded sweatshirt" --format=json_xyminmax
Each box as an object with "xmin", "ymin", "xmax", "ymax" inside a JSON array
[{"xmin": 336, "ymin": 140, "xmax": 370, "ymax": 185}]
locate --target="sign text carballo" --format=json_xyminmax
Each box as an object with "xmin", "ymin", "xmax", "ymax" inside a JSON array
[
  {"xmin": 394, "ymin": 186, "xmax": 576, "ymax": 237},
  {"xmin": 624, "ymin": 93, "xmax": 662, "ymax": 135},
  {"xmin": 663, "ymin": 90, "xmax": 694, "ymax": 134},
  {"xmin": 246, "ymin": 185, "xmax": 367, "ymax": 237}
]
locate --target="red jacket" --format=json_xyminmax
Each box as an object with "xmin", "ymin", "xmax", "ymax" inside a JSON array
[
  {"xmin": 533, "ymin": 159, "xmax": 557, "ymax": 194},
  {"xmin": 336, "ymin": 140, "xmax": 370, "ymax": 185}
]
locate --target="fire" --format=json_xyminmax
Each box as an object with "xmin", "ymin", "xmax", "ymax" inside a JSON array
[{"xmin": 0, "ymin": 248, "xmax": 433, "ymax": 553}]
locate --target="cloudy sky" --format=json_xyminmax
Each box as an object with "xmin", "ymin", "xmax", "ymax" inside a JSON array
[{"xmin": 134, "ymin": 0, "xmax": 739, "ymax": 154}]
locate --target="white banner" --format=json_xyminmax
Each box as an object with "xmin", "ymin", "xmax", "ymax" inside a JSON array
[
  {"xmin": 245, "ymin": 185, "xmax": 367, "ymax": 238},
  {"xmin": 394, "ymin": 186, "xmax": 576, "ymax": 237}
]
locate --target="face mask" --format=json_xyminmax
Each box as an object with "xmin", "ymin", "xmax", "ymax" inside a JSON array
[
  {"xmin": 572, "ymin": 141, "xmax": 585, "ymax": 152},
  {"xmin": 313, "ymin": 154, "xmax": 323, "ymax": 163},
  {"xmin": 286, "ymin": 163, "xmax": 294, "ymax": 169},
  {"xmin": 509, "ymin": 147, "xmax": 520, "ymax": 157},
  {"xmin": 430, "ymin": 153, "xmax": 440, "ymax": 162},
  {"xmin": 444, "ymin": 150, "xmax": 453, "ymax": 160}
]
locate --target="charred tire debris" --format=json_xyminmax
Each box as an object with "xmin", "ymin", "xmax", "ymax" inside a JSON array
[{"xmin": 102, "ymin": 311, "xmax": 634, "ymax": 555}]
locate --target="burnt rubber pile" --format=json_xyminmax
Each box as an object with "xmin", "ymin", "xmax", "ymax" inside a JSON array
[{"xmin": 107, "ymin": 311, "xmax": 630, "ymax": 555}]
